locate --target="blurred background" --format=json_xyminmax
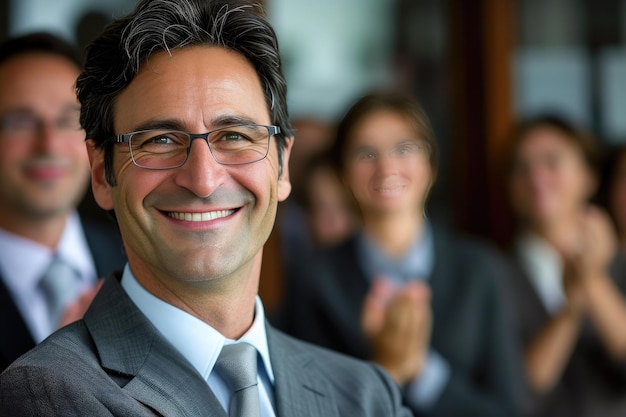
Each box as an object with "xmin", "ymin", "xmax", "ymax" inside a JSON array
[{"xmin": 2, "ymin": 0, "xmax": 626, "ymax": 248}]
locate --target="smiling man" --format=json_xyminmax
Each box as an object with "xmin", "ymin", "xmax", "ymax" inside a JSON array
[
  {"xmin": 0, "ymin": 33, "xmax": 126, "ymax": 373},
  {"xmin": 0, "ymin": 1, "xmax": 411, "ymax": 416}
]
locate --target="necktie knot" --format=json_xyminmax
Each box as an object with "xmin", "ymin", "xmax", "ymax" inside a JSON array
[{"xmin": 215, "ymin": 343, "xmax": 260, "ymax": 417}]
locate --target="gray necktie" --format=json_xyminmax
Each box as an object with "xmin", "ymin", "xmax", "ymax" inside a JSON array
[
  {"xmin": 215, "ymin": 343, "xmax": 260, "ymax": 417},
  {"xmin": 38, "ymin": 255, "xmax": 80, "ymax": 328}
]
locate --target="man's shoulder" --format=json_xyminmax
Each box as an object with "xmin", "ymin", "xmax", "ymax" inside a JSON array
[
  {"xmin": 2, "ymin": 320, "xmax": 98, "ymax": 374},
  {"xmin": 269, "ymin": 327, "xmax": 397, "ymax": 388},
  {"xmin": 268, "ymin": 328, "xmax": 411, "ymax": 416}
]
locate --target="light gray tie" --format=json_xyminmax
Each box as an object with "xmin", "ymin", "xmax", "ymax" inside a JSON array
[
  {"xmin": 215, "ymin": 343, "xmax": 260, "ymax": 417},
  {"xmin": 38, "ymin": 255, "xmax": 80, "ymax": 328}
]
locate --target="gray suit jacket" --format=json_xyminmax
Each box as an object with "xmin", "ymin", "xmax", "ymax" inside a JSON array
[{"xmin": 0, "ymin": 273, "xmax": 411, "ymax": 417}]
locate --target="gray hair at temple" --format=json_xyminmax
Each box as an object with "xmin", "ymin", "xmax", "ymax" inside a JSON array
[{"xmin": 76, "ymin": 0, "xmax": 292, "ymax": 185}]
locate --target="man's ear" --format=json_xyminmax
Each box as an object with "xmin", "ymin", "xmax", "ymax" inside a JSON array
[
  {"xmin": 277, "ymin": 137, "xmax": 294, "ymax": 202},
  {"xmin": 86, "ymin": 139, "xmax": 114, "ymax": 210}
]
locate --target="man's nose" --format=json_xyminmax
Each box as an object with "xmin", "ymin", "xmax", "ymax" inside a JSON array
[{"xmin": 173, "ymin": 138, "xmax": 228, "ymax": 198}]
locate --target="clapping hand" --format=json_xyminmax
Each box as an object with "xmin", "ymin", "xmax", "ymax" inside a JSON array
[{"xmin": 361, "ymin": 277, "xmax": 432, "ymax": 385}]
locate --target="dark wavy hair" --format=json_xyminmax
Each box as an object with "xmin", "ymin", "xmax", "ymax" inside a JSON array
[
  {"xmin": 76, "ymin": 0, "xmax": 292, "ymax": 185},
  {"xmin": 0, "ymin": 32, "xmax": 81, "ymax": 69}
]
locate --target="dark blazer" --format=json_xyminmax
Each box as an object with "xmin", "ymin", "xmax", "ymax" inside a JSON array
[
  {"xmin": 0, "ymin": 218, "xmax": 126, "ymax": 372},
  {"xmin": 0, "ymin": 273, "xmax": 412, "ymax": 417},
  {"xmin": 274, "ymin": 228, "xmax": 523, "ymax": 417},
  {"xmin": 507, "ymin": 253, "xmax": 626, "ymax": 417}
]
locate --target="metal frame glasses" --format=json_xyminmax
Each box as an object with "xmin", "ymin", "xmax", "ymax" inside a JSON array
[{"xmin": 113, "ymin": 124, "xmax": 280, "ymax": 170}]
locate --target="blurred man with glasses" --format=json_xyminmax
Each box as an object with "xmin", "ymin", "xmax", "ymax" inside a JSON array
[
  {"xmin": 0, "ymin": 1, "xmax": 411, "ymax": 416},
  {"xmin": 0, "ymin": 33, "xmax": 126, "ymax": 372}
]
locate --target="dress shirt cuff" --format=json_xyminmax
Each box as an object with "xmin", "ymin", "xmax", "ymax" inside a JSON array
[{"xmin": 405, "ymin": 349, "xmax": 450, "ymax": 411}]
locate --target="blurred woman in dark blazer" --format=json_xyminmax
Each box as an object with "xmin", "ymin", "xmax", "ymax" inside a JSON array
[
  {"xmin": 275, "ymin": 92, "xmax": 523, "ymax": 417},
  {"xmin": 506, "ymin": 115, "xmax": 626, "ymax": 417}
]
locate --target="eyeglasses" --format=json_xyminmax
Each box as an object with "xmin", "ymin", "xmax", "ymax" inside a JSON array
[
  {"xmin": 0, "ymin": 111, "xmax": 82, "ymax": 139},
  {"xmin": 113, "ymin": 124, "xmax": 280, "ymax": 170}
]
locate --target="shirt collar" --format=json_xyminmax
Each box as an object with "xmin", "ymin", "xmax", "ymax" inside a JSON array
[
  {"xmin": 356, "ymin": 221, "xmax": 435, "ymax": 285},
  {"xmin": 121, "ymin": 265, "xmax": 275, "ymax": 383},
  {"xmin": 56, "ymin": 212, "xmax": 96, "ymax": 281},
  {"xmin": 516, "ymin": 232, "xmax": 566, "ymax": 314},
  {"xmin": 0, "ymin": 211, "xmax": 94, "ymax": 295}
]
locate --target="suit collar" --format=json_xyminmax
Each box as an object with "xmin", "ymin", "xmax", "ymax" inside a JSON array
[
  {"xmin": 85, "ymin": 275, "xmax": 342, "ymax": 417},
  {"xmin": 268, "ymin": 326, "xmax": 339, "ymax": 417},
  {"xmin": 0, "ymin": 277, "xmax": 35, "ymax": 368},
  {"xmin": 84, "ymin": 274, "xmax": 227, "ymax": 416}
]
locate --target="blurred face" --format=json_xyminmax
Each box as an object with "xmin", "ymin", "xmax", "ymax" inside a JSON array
[
  {"xmin": 509, "ymin": 125, "xmax": 594, "ymax": 226},
  {"xmin": 0, "ymin": 53, "xmax": 88, "ymax": 222},
  {"xmin": 342, "ymin": 110, "xmax": 433, "ymax": 219},
  {"xmin": 610, "ymin": 152, "xmax": 626, "ymax": 237},
  {"xmin": 88, "ymin": 46, "xmax": 292, "ymax": 286},
  {"xmin": 307, "ymin": 166, "xmax": 357, "ymax": 246}
]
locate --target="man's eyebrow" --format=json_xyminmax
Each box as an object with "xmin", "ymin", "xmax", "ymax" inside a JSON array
[
  {"xmin": 210, "ymin": 114, "xmax": 263, "ymax": 128},
  {"xmin": 0, "ymin": 107, "xmax": 34, "ymax": 117},
  {"xmin": 126, "ymin": 119, "xmax": 185, "ymax": 133},
  {"xmin": 350, "ymin": 145, "xmax": 376, "ymax": 155},
  {"xmin": 1, "ymin": 105, "xmax": 81, "ymax": 117},
  {"xmin": 126, "ymin": 115, "xmax": 265, "ymax": 133}
]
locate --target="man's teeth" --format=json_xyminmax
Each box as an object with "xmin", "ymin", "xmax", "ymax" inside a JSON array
[
  {"xmin": 168, "ymin": 209, "xmax": 235, "ymax": 221},
  {"xmin": 377, "ymin": 186, "xmax": 404, "ymax": 193}
]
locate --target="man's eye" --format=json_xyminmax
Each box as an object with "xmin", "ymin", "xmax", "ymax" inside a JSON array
[
  {"xmin": 149, "ymin": 135, "xmax": 175, "ymax": 144},
  {"xmin": 222, "ymin": 132, "xmax": 246, "ymax": 141},
  {"xmin": 135, "ymin": 132, "xmax": 186, "ymax": 149},
  {"xmin": 56, "ymin": 117, "xmax": 82, "ymax": 130},
  {"xmin": 2, "ymin": 114, "xmax": 38, "ymax": 130},
  {"xmin": 355, "ymin": 150, "xmax": 376, "ymax": 160}
]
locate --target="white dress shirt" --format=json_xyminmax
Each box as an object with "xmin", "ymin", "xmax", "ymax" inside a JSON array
[
  {"xmin": 0, "ymin": 211, "xmax": 97, "ymax": 342},
  {"xmin": 516, "ymin": 233, "xmax": 567, "ymax": 315},
  {"xmin": 121, "ymin": 265, "xmax": 276, "ymax": 417}
]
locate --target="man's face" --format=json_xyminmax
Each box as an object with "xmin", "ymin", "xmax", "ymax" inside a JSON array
[
  {"xmin": 0, "ymin": 53, "xmax": 89, "ymax": 223},
  {"xmin": 89, "ymin": 46, "xmax": 292, "ymax": 289}
]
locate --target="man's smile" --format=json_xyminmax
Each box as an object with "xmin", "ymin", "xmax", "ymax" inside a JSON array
[{"xmin": 167, "ymin": 209, "xmax": 237, "ymax": 222}]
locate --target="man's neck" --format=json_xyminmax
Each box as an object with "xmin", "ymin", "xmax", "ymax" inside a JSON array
[
  {"xmin": 130, "ymin": 251, "xmax": 262, "ymax": 340},
  {"xmin": 0, "ymin": 209, "xmax": 68, "ymax": 249}
]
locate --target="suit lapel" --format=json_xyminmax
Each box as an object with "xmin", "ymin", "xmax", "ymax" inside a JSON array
[
  {"xmin": 268, "ymin": 326, "xmax": 339, "ymax": 417},
  {"xmin": 0, "ymin": 276, "xmax": 35, "ymax": 369},
  {"xmin": 84, "ymin": 274, "xmax": 226, "ymax": 417},
  {"xmin": 428, "ymin": 227, "xmax": 455, "ymax": 320}
]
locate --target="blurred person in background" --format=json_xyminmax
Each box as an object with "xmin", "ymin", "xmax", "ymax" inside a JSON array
[
  {"xmin": 275, "ymin": 118, "xmax": 337, "ymax": 271},
  {"xmin": 506, "ymin": 115, "xmax": 626, "ymax": 417},
  {"xmin": 599, "ymin": 144, "xmax": 626, "ymax": 254},
  {"xmin": 275, "ymin": 91, "xmax": 523, "ymax": 417},
  {"xmin": 299, "ymin": 150, "xmax": 359, "ymax": 248},
  {"xmin": 274, "ymin": 149, "xmax": 361, "ymax": 303},
  {"xmin": 0, "ymin": 33, "xmax": 126, "ymax": 372}
]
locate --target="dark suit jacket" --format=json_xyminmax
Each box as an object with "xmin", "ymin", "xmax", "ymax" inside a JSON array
[
  {"xmin": 0, "ymin": 218, "xmax": 126, "ymax": 372},
  {"xmin": 0, "ymin": 273, "xmax": 412, "ymax": 417},
  {"xmin": 507, "ymin": 253, "xmax": 626, "ymax": 417},
  {"xmin": 274, "ymin": 228, "xmax": 524, "ymax": 417}
]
